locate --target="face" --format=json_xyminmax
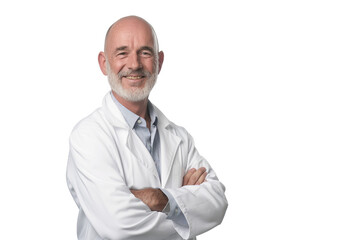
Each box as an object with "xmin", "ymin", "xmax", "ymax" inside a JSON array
[{"xmin": 99, "ymin": 17, "xmax": 163, "ymax": 102}]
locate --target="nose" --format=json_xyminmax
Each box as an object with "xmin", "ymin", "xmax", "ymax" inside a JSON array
[{"xmin": 127, "ymin": 53, "xmax": 142, "ymax": 70}]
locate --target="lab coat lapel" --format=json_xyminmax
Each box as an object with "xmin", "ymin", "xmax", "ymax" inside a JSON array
[
  {"xmin": 159, "ymin": 128, "xmax": 181, "ymax": 187},
  {"xmin": 103, "ymin": 92, "xmax": 160, "ymax": 182},
  {"xmin": 125, "ymin": 129, "xmax": 160, "ymax": 181},
  {"xmin": 154, "ymin": 106, "xmax": 182, "ymax": 187}
]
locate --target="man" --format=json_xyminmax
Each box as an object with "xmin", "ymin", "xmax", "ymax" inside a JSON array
[{"xmin": 66, "ymin": 16, "xmax": 228, "ymax": 240}]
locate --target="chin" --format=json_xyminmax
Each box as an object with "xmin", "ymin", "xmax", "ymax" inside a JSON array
[{"xmin": 109, "ymin": 75, "xmax": 157, "ymax": 103}]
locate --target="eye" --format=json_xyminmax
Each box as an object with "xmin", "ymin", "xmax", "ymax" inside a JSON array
[
  {"xmin": 140, "ymin": 51, "xmax": 153, "ymax": 57},
  {"xmin": 116, "ymin": 52, "xmax": 127, "ymax": 57}
]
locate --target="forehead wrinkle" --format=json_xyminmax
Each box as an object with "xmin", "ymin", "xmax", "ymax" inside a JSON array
[{"xmin": 115, "ymin": 46, "xmax": 128, "ymax": 51}]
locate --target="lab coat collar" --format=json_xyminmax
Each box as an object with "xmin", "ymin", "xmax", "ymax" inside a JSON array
[
  {"xmin": 103, "ymin": 92, "xmax": 167, "ymax": 129},
  {"xmin": 102, "ymin": 92, "xmax": 129, "ymax": 129},
  {"xmin": 110, "ymin": 92, "xmax": 159, "ymax": 129},
  {"xmin": 102, "ymin": 92, "xmax": 182, "ymax": 187}
]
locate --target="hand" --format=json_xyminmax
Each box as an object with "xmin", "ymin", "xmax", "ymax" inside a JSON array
[
  {"xmin": 130, "ymin": 188, "xmax": 168, "ymax": 212},
  {"xmin": 182, "ymin": 167, "xmax": 207, "ymax": 186}
]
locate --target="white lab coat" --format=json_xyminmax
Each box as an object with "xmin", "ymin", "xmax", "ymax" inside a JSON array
[{"xmin": 66, "ymin": 92, "xmax": 228, "ymax": 240}]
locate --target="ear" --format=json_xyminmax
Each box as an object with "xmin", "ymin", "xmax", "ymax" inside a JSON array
[
  {"xmin": 157, "ymin": 51, "xmax": 164, "ymax": 74},
  {"xmin": 98, "ymin": 51, "xmax": 108, "ymax": 75}
]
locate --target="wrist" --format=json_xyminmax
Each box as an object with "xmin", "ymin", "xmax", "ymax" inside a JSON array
[{"xmin": 154, "ymin": 189, "xmax": 168, "ymax": 212}]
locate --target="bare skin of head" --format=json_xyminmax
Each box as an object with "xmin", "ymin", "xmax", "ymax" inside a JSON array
[{"xmin": 98, "ymin": 16, "xmax": 164, "ymax": 122}]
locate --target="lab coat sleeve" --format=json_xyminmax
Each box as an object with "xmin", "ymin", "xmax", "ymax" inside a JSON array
[
  {"xmin": 66, "ymin": 121, "xmax": 178, "ymax": 240},
  {"xmin": 164, "ymin": 130, "xmax": 228, "ymax": 239}
]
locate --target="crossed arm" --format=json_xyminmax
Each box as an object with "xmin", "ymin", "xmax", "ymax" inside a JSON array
[
  {"xmin": 68, "ymin": 124, "xmax": 227, "ymax": 239},
  {"xmin": 130, "ymin": 167, "xmax": 207, "ymax": 211}
]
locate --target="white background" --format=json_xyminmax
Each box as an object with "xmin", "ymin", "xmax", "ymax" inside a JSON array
[{"xmin": 0, "ymin": 0, "xmax": 359, "ymax": 239}]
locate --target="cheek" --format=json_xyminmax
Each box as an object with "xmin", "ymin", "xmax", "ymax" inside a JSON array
[
  {"xmin": 142, "ymin": 59, "xmax": 156, "ymax": 73},
  {"xmin": 110, "ymin": 60, "xmax": 126, "ymax": 74}
]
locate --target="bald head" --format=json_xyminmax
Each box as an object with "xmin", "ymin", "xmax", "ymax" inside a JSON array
[
  {"xmin": 104, "ymin": 16, "xmax": 159, "ymax": 56},
  {"xmin": 97, "ymin": 16, "xmax": 164, "ymax": 103}
]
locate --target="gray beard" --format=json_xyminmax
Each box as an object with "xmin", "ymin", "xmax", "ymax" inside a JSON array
[{"xmin": 106, "ymin": 62, "xmax": 157, "ymax": 102}]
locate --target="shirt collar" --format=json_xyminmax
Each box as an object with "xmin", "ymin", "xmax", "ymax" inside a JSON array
[
  {"xmin": 111, "ymin": 92, "xmax": 158, "ymax": 129},
  {"xmin": 147, "ymin": 101, "xmax": 158, "ymax": 127}
]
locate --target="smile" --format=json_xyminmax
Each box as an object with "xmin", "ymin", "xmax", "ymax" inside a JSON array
[{"xmin": 125, "ymin": 76, "xmax": 144, "ymax": 80}]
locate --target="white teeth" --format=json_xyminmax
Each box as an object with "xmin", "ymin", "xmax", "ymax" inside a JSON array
[{"xmin": 126, "ymin": 76, "xmax": 142, "ymax": 80}]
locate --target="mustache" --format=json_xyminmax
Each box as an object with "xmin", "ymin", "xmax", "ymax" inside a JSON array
[{"xmin": 117, "ymin": 69, "xmax": 152, "ymax": 79}]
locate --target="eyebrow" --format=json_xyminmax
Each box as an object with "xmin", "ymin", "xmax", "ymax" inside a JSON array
[{"xmin": 115, "ymin": 46, "xmax": 128, "ymax": 52}]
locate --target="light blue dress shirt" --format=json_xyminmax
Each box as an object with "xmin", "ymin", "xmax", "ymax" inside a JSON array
[{"xmin": 111, "ymin": 93, "xmax": 187, "ymax": 226}]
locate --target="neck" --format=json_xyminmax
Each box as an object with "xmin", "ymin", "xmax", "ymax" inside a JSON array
[{"xmin": 112, "ymin": 90, "xmax": 148, "ymax": 119}]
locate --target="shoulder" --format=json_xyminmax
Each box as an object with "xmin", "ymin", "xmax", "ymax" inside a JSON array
[{"xmin": 69, "ymin": 108, "xmax": 112, "ymax": 147}]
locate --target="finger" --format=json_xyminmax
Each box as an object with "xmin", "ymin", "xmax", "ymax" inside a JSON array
[
  {"xmin": 183, "ymin": 168, "xmax": 196, "ymax": 186},
  {"xmin": 195, "ymin": 171, "xmax": 207, "ymax": 185},
  {"xmin": 182, "ymin": 168, "xmax": 196, "ymax": 186},
  {"xmin": 188, "ymin": 167, "xmax": 206, "ymax": 185}
]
